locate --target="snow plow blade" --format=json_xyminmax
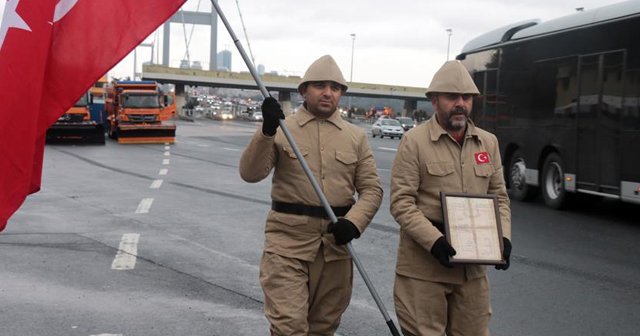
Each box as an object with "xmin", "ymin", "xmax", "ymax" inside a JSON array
[
  {"xmin": 115, "ymin": 123, "xmax": 176, "ymax": 144},
  {"xmin": 46, "ymin": 123, "xmax": 105, "ymax": 144}
]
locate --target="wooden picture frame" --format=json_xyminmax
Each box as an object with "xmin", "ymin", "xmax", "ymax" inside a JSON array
[{"xmin": 440, "ymin": 192, "xmax": 506, "ymax": 265}]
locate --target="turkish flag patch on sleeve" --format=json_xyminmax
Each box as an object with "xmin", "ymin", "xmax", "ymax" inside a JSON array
[{"xmin": 474, "ymin": 152, "xmax": 490, "ymax": 164}]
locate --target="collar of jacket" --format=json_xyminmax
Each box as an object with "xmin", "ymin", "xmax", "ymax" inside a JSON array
[
  {"xmin": 426, "ymin": 114, "xmax": 480, "ymax": 142},
  {"xmin": 294, "ymin": 106, "xmax": 345, "ymax": 130}
]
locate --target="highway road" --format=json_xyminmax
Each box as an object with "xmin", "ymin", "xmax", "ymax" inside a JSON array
[{"xmin": 2, "ymin": 118, "xmax": 639, "ymax": 336}]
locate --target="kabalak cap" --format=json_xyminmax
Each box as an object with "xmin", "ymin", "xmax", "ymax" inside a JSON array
[
  {"xmin": 425, "ymin": 60, "xmax": 480, "ymax": 99},
  {"xmin": 298, "ymin": 55, "xmax": 348, "ymax": 94}
]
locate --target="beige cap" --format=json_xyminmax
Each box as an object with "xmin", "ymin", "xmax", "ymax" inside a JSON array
[
  {"xmin": 298, "ymin": 55, "xmax": 348, "ymax": 94},
  {"xmin": 425, "ymin": 60, "xmax": 480, "ymax": 99}
]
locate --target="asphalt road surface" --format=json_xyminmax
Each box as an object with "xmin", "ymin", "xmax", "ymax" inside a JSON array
[{"xmin": 2, "ymin": 118, "xmax": 639, "ymax": 336}]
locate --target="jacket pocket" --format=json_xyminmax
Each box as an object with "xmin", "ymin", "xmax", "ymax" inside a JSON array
[
  {"xmin": 473, "ymin": 164, "xmax": 493, "ymax": 177},
  {"xmin": 426, "ymin": 162, "xmax": 455, "ymax": 176},
  {"xmin": 282, "ymin": 145, "xmax": 309, "ymax": 159},
  {"xmin": 335, "ymin": 150, "xmax": 358, "ymax": 165}
]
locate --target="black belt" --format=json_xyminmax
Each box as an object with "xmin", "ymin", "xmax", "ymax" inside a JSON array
[{"xmin": 271, "ymin": 201, "xmax": 352, "ymax": 219}]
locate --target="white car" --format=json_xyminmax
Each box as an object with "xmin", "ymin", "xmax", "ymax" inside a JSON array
[
  {"xmin": 251, "ymin": 111, "xmax": 263, "ymax": 121},
  {"xmin": 371, "ymin": 118, "xmax": 404, "ymax": 139}
]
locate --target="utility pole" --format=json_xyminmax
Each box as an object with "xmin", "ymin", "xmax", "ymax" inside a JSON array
[
  {"xmin": 446, "ymin": 28, "xmax": 453, "ymax": 61},
  {"xmin": 348, "ymin": 33, "xmax": 356, "ymax": 111}
]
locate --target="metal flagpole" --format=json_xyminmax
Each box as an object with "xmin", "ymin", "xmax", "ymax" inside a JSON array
[{"xmin": 210, "ymin": 1, "xmax": 400, "ymax": 335}]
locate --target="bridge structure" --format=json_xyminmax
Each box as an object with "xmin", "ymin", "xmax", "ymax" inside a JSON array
[{"xmin": 142, "ymin": 64, "xmax": 428, "ymax": 116}]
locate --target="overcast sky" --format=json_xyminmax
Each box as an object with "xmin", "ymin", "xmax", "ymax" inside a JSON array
[{"xmin": 0, "ymin": 0, "xmax": 626, "ymax": 88}]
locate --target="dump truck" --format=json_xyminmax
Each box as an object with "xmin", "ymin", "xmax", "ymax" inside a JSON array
[
  {"xmin": 160, "ymin": 90, "xmax": 176, "ymax": 121},
  {"xmin": 45, "ymin": 90, "xmax": 106, "ymax": 144},
  {"xmin": 105, "ymin": 80, "xmax": 176, "ymax": 144}
]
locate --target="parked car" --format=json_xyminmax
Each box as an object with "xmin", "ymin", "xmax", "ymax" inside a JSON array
[
  {"xmin": 371, "ymin": 118, "xmax": 404, "ymax": 139},
  {"xmin": 396, "ymin": 117, "xmax": 416, "ymax": 131},
  {"xmin": 251, "ymin": 111, "xmax": 263, "ymax": 121}
]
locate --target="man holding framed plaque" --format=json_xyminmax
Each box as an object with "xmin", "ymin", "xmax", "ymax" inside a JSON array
[{"xmin": 390, "ymin": 60, "xmax": 512, "ymax": 336}]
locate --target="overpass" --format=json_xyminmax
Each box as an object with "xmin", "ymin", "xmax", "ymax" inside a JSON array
[{"xmin": 142, "ymin": 64, "xmax": 428, "ymax": 115}]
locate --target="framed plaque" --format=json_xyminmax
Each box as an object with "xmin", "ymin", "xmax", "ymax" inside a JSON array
[{"xmin": 440, "ymin": 192, "xmax": 505, "ymax": 265}]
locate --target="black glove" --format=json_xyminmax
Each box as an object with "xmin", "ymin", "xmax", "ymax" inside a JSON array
[
  {"xmin": 261, "ymin": 97, "xmax": 284, "ymax": 136},
  {"xmin": 495, "ymin": 237, "xmax": 512, "ymax": 270},
  {"xmin": 430, "ymin": 237, "xmax": 457, "ymax": 268},
  {"xmin": 327, "ymin": 218, "xmax": 361, "ymax": 245}
]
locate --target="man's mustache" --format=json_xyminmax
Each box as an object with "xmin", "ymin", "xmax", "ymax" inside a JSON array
[{"xmin": 450, "ymin": 107, "xmax": 468, "ymax": 115}]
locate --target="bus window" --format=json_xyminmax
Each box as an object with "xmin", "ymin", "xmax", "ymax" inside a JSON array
[
  {"xmin": 533, "ymin": 57, "xmax": 578, "ymax": 123},
  {"xmin": 623, "ymin": 69, "xmax": 640, "ymax": 130}
]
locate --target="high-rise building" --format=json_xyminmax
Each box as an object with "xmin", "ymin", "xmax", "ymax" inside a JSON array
[{"xmin": 217, "ymin": 50, "xmax": 232, "ymax": 71}]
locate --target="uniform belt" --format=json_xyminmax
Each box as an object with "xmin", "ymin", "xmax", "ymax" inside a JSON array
[{"xmin": 271, "ymin": 201, "xmax": 352, "ymax": 219}]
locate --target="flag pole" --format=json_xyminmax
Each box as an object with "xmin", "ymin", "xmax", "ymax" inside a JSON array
[{"xmin": 210, "ymin": 1, "xmax": 400, "ymax": 335}]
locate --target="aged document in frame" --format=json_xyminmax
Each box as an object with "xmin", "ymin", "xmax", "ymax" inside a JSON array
[{"xmin": 441, "ymin": 193, "xmax": 504, "ymax": 265}]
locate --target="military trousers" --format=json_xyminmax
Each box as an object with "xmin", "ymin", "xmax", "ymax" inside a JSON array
[
  {"xmin": 260, "ymin": 246, "xmax": 353, "ymax": 336},
  {"xmin": 394, "ymin": 273, "xmax": 491, "ymax": 336}
]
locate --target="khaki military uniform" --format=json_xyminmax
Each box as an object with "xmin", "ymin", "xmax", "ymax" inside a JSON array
[
  {"xmin": 239, "ymin": 106, "xmax": 382, "ymax": 335},
  {"xmin": 390, "ymin": 116, "xmax": 511, "ymax": 336}
]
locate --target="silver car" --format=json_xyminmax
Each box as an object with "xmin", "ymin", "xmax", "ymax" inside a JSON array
[
  {"xmin": 251, "ymin": 111, "xmax": 263, "ymax": 121},
  {"xmin": 371, "ymin": 118, "xmax": 404, "ymax": 139}
]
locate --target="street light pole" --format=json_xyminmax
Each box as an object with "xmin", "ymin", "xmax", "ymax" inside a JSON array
[
  {"xmin": 446, "ymin": 28, "xmax": 452, "ymax": 60},
  {"xmin": 348, "ymin": 33, "xmax": 356, "ymax": 111}
]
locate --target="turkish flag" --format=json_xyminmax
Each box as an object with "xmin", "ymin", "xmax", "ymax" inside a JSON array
[
  {"xmin": 0, "ymin": 0, "xmax": 186, "ymax": 230},
  {"xmin": 474, "ymin": 151, "xmax": 490, "ymax": 164}
]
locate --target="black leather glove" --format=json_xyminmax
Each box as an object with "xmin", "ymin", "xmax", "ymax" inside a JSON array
[
  {"xmin": 430, "ymin": 237, "xmax": 457, "ymax": 268},
  {"xmin": 261, "ymin": 97, "xmax": 284, "ymax": 136},
  {"xmin": 327, "ymin": 218, "xmax": 361, "ymax": 245},
  {"xmin": 495, "ymin": 237, "xmax": 512, "ymax": 270}
]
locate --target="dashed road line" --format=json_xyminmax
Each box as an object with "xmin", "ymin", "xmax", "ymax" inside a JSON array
[
  {"xmin": 162, "ymin": 159, "xmax": 170, "ymax": 165},
  {"xmin": 150, "ymin": 179, "xmax": 163, "ymax": 189},
  {"xmin": 164, "ymin": 145, "xmax": 170, "ymax": 150},
  {"xmin": 111, "ymin": 233, "xmax": 140, "ymax": 270},
  {"xmin": 164, "ymin": 151, "xmax": 170, "ymax": 156},
  {"xmin": 135, "ymin": 198, "xmax": 154, "ymax": 214},
  {"xmin": 159, "ymin": 168, "xmax": 168, "ymax": 176},
  {"xmin": 223, "ymin": 147, "xmax": 240, "ymax": 151},
  {"xmin": 378, "ymin": 147, "xmax": 398, "ymax": 152}
]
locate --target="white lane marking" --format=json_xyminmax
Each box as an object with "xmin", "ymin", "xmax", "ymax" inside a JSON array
[
  {"xmin": 378, "ymin": 147, "xmax": 398, "ymax": 152},
  {"xmin": 164, "ymin": 151, "xmax": 170, "ymax": 156},
  {"xmin": 90, "ymin": 334, "xmax": 123, "ymax": 336},
  {"xmin": 159, "ymin": 168, "xmax": 168, "ymax": 176},
  {"xmin": 135, "ymin": 198, "xmax": 154, "ymax": 214},
  {"xmin": 162, "ymin": 159, "xmax": 170, "ymax": 165},
  {"xmin": 111, "ymin": 233, "xmax": 140, "ymax": 270},
  {"xmin": 223, "ymin": 147, "xmax": 240, "ymax": 151},
  {"xmin": 197, "ymin": 144, "xmax": 209, "ymax": 148},
  {"xmin": 378, "ymin": 168, "xmax": 390, "ymax": 171},
  {"xmin": 164, "ymin": 145, "xmax": 170, "ymax": 150},
  {"xmin": 150, "ymin": 179, "xmax": 163, "ymax": 189},
  {"xmin": 164, "ymin": 142, "xmax": 170, "ymax": 145}
]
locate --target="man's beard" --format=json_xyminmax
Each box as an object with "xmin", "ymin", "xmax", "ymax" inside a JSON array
[{"xmin": 445, "ymin": 106, "xmax": 468, "ymax": 131}]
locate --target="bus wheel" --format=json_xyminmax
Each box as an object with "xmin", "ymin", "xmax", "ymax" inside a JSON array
[
  {"xmin": 508, "ymin": 150, "xmax": 537, "ymax": 201},
  {"xmin": 541, "ymin": 152, "xmax": 567, "ymax": 209}
]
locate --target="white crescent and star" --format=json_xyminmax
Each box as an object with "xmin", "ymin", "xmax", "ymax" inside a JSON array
[
  {"xmin": 0, "ymin": 0, "xmax": 32, "ymax": 51},
  {"xmin": 0, "ymin": 0, "xmax": 81, "ymax": 51},
  {"xmin": 476, "ymin": 152, "xmax": 489, "ymax": 163}
]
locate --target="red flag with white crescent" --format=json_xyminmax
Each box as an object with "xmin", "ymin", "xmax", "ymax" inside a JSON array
[
  {"xmin": 0, "ymin": 0, "xmax": 186, "ymax": 230},
  {"xmin": 474, "ymin": 151, "xmax": 490, "ymax": 164}
]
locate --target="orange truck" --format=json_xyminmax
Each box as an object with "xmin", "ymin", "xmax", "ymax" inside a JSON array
[
  {"xmin": 45, "ymin": 90, "xmax": 105, "ymax": 144},
  {"xmin": 105, "ymin": 80, "xmax": 176, "ymax": 144},
  {"xmin": 160, "ymin": 90, "xmax": 176, "ymax": 121}
]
